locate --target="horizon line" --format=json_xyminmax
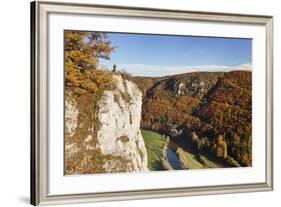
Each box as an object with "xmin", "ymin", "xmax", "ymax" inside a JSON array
[{"xmin": 98, "ymin": 63, "xmax": 252, "ymax": 77}]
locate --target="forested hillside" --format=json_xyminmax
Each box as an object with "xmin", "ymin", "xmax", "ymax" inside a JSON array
[{"xmin": 136, "ymin": 71, "xmax": 252, "ymax": 167}]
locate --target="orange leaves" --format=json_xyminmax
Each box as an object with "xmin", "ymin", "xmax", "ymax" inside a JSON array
[
  {"xmin": 139, "ymin": 71, "xmax": 252, "ymax": 166},
  {"xmin": 64, "ymin": 31, "xmax": 114, "ymax": 93}
]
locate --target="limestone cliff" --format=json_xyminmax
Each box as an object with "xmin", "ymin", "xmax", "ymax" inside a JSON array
[{"xmin": 65, "ymin": 74, "xmax": 148, "ymax": 174}]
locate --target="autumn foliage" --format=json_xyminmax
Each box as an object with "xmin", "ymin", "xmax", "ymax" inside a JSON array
[
  {"xmin": 139, "ymin": 71, "xmax": 252, "ymax": 166},
  {"xmin": 63, "ymin": 30, "xmax": 253, "ymax": 169},
  {"xmin": 64, "ymin": 31, "xmax": 115, "ymax": 174},
  {"xmin": 64, "ymin": 31, "xmax": 114, "ymax": 94}
]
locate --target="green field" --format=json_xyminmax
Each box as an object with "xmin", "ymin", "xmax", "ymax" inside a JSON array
[{"xmin": 141, "ymin": 129, "xmax": 166, "ymax": 171}]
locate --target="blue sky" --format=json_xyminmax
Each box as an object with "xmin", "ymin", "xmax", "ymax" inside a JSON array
[{"xmin": 99, "ymin": 32, "xmax": 252, "ymax": 77}]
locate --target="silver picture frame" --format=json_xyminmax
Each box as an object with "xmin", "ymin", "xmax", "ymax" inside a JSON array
[{"xmin": 31, "ymin": 1, "xmax": 273, "ymax": 205}]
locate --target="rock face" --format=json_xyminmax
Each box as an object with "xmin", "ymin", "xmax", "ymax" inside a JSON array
[
  {"xmin": 65, "ymin": 74, "xmax": 148, "ymax": 174},
  {"xmin": 97, "ymin": 75, "xmax": 148, "ymax": 172}
]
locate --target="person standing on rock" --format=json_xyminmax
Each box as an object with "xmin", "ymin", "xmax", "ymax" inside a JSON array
[{"xmin": 112, "ymin": 64, "xmax": 117, "ymax": 72}]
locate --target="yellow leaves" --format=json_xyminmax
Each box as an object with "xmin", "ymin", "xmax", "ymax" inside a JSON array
[
  {"xmin": 80, "ymin": 81, "xmax": 98, "ymax": 92},
  {"xmin": 66, "ymin": 67, "xmax": 113, "ymax": 95},
  {"xmin": 64, "ymin": 31, "xmax": 114, "ymax": 94}
]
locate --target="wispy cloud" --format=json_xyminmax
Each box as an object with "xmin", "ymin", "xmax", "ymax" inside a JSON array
[{"xmin": 102, "ymin": 63, "xmax": 252, "ymax": 77}]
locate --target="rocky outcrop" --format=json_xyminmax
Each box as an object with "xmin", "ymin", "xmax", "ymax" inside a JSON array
[
  {"xmin": 97, "ymin": 75, "xmax": 148, "ymax": 172},
  {"xmin": 65, "ymin": 74, "xmax": 148, "ymax": 174}
]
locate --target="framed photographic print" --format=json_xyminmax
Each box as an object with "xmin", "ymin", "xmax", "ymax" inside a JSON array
[{"xmin": 31, "ymin": 1, "xmax": 273, "ymax": 205}]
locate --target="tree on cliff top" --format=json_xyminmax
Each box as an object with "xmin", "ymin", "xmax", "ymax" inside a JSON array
[{"xmin": 64, "ymin": 31, "xmax": 114, "ymax": 91}]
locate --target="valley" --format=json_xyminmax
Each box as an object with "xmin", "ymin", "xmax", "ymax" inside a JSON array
[
  {"xmin": 142, "ymin": 129, "xmax": 230, "ymax": 171},
  {"xmin": 131, "ymin": 70, "xmax": 252, "ymax": 170},
  {"xmin": 64, "ymin": 31, "xmax": 252, "ymax": 174}
]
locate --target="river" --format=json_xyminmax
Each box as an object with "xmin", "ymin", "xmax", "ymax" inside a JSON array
[
  {"xmin": 165, "ymin": 139, "xmax": 228, "ymax": 170},
  {"xmin": 166, "ymin": 147, "xmax": 182, "ymax": 170}
]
